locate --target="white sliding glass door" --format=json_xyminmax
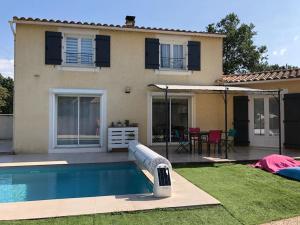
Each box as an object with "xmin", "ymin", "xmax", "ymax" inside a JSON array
[
  {"xmin": 152, "ymin": 96, "xmax": 189, "ymax": 144},
  {"xmin": 57, "ymin": 96, "xmax": 79, "ymax": 145},
  {"xmin": 56, "ymin": 96, "xmax": 100, "ymax": 147}
]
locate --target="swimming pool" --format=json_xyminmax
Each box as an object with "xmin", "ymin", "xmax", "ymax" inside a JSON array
[{"xmin": 0, "ymin": 162, "xmax": 153, "ymax": 203}]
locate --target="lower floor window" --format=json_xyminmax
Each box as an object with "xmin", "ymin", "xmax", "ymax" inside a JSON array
[
  {"xmin": 152, "ymin": 96, "xmax": 189, "ymax": 143},
  {"xmin": 56, "ymin": 96, "xmax": 100, "ymax": 146}
]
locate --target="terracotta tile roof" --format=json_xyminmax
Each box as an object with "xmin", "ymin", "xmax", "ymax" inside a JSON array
[
  {"xmin": 11, "ymin": 16, "xmax": 225, "ymax": 37},
  {"xmin": 216, "ymin": 68, "xmax": 300, "ymax": 84}
]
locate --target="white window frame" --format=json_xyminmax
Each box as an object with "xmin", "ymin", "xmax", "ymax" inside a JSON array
[
  {"xmin": 62, "ymin": 33, "xmax": 96, "ymax": 68},
  {"xmin": 147, "ymin": 92, "xmax": 196, "ymax": 146},
  {"xmin": 49, "ymin": 88, "xmax": 107, "ymax": 153},
  {"xmin": 159, "ymin": 40, "xmax": 188, "ymax": 71}
]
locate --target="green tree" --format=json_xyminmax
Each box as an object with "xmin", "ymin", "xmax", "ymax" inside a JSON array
[
  {"xmin": 256, "ymin": 63, "xmax": 298, "ymax": 72},
  {"xmin": 207, "ymin": 13, "xmax": 268, "ymax": 74},
  {"xmin": 0, "ymin": 74, "xmax": 14, "ymax": 114},
  {"xmin": 0, "ymin": 87, "xmax": 9, "ymax": 112}
]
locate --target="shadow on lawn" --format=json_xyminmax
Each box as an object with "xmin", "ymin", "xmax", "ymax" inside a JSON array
[{"xmin": 173, "ymin": 160, "xmax": 256, "ymax": 169}]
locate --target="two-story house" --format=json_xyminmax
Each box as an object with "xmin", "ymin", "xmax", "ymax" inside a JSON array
[
  {"xmin": 11, "ymin": 15, "xmax": 300, "ymax": 156},
  {"xmin": 12, "ymin": 16, "xmax": 225, "ymax": 154}
]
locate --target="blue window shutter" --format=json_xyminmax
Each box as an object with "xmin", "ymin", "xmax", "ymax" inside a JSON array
[
  {"xmin": 284, "ymin": 93, "xmax": 300, "ymax": 148},
  {"xmin": 95, "ymin": 35, "xmax": 110, "ymax": 67},
  {"xmin": 188, "ymin": 41, "xmax": 201, "ymax": 71},
  {"xmin": 145, "ymin": 38, "xmax": 159, "ymax": 69},
  {"xmin": 45, "ymin": 31, "xmax": 62, "ymax": 65}
]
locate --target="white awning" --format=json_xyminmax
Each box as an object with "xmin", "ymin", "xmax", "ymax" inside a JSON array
[{"xmin": 148, "ymin": 84, "xmax": 280, "ymax": 94}]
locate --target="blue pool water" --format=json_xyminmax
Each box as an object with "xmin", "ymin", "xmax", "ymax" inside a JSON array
[{"xmin": 0, "ymin": 162, "xmax": 153, "ymax": 203}]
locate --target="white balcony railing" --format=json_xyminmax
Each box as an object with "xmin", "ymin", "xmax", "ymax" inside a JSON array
[{"xmin": 160, "ymin": 57, "xmax": 187, "ymax": 70}]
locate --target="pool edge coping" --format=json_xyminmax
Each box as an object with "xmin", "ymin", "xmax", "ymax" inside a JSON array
[{"xmin": 0, "ymin": 169, "xmax": 220, "ymax": 221}]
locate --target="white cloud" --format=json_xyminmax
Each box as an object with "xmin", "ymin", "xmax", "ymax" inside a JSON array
[
  {"xmin": 279, "ymin": 48, "xmax": 287, "ymax": 56},
  {"xmin": 0, "ymin": 58, "xmax": 14, "ymax": 78},
  {"xmin": 272, "ymin": 48, "xmax": 287, "ymax": 57},
  {"xmin": 294, "ymin": 35, "xmax": 299, "ymax": 41}
]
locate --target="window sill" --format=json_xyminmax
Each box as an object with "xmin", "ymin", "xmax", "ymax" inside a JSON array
[
  {"xmin": 155, "ymin": 69, "xmax": 192, "ymax": 76},
  {"xmin": 49, "ymin": 146, "xmax": 102, "ymax": 153},
  {"xmin": 57, "ymin": 65, "xmax": 100, "ymax": 72}
]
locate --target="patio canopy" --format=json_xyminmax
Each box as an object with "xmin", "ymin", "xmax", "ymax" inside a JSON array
[
  {"xmin": 148, "ymin": 84, "xmax": 279, "ymax": 94},
  {"xmin": 148, "ymin": 84, "xmax": 282, "ymax": 160}
]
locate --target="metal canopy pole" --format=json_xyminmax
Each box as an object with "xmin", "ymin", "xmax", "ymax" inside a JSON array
[
  {"xmin": 278, "ymin": 89, "xmax": 282, "ymax": 155},
  {"xmin": 165, "ymin": 86, "xmax": 169, "ymax": 159},
  {"xmin": 224, "ymin": 88, "xmax": 228, "ymax": 159}
]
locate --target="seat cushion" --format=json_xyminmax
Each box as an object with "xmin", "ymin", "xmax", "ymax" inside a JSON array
[{"xmin": 277, "ymin": 167, "xmax": 300, "ymax": 181}]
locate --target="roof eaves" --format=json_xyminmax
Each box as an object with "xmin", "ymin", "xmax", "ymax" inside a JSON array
[
  {"xmin": 11, "ymin": 17, "xmax": 226, "ymax": 38},
  {"xmin": 216, "ymin": 68, "xmax": 300, "ymax": 85}
]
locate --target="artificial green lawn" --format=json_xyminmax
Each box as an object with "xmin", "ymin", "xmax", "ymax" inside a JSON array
[
  {"xmin": 176, "ymin": 163, "xmax": 300, "ymax": 224},
  {"xmin": 1, "ymin": 163, "xmax": 300, "ymax": 225},
  {"xmin": 3, "ymin": 207, "xmax": 240, "ymax": 225}
]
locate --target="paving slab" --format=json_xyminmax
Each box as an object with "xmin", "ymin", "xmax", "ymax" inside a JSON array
[{"xmin": 261, "ymin": 216, "xmax": 300, "ymax": 225}]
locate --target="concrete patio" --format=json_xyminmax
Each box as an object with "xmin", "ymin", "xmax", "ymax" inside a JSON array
[
  {"xmin": 153, "ymin": 145, "xmax": 300, "ymax": 163},
  {"xmin": 0, "ymin": 140, "xmax": 299, "ymax": 165}
]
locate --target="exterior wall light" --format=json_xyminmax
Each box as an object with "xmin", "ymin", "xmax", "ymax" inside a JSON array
[{"xmin": 125, "ymin": 86, "xmax": 131, "ymax": 94}]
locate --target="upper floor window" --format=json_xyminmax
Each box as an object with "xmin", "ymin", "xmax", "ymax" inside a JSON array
[
  {"xmin": 45, "ymin": 31, "xmax": 111, "ymax": 69},
  {"xmin": 63, "ymin": 35, "xmax": 95, "ymax": 67},
  {"xmin": 145, "ymin": 38, "xmax": 200, "ymax": 72},
  {"xmin": 160, "ymin": 43, "xmax": 187, "ymax": 70}
]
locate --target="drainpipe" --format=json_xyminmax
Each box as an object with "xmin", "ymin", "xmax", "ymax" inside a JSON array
[
  {"xmin": 9, "ymin": 21, "xmax": 16, "ymax": 36},
  {"xmin": 278, "ymin": 89, "xmax": 282, "ymax": 155},
  {"xmin": 224, "ymin": 87, "xmax": 228, "ymax": 159},
  {"xmin": 8, "ymin": 20, "xmax": 16, "ymax": 152},
  {"xmin": 165, "ymin": 86, "xmax": 169, "ymax": 159}
]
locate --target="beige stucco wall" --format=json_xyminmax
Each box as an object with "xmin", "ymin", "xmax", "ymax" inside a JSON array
[
  {"xmin": 195, "ymin": 94, "xmax": 225, "ymax": 131},
  {"xmin": 14, "ymin": 23, "xmax": 223, "ymax": 153},
  {"xmin": 239, "ymin": 80, "xmax": 300, "ymax": 93}
]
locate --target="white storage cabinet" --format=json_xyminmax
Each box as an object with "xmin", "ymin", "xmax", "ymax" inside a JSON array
[{"xmin": 108, "ymin": 127, "xmax": 138, "ymax": 151}]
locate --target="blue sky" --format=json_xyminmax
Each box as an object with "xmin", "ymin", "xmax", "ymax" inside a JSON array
[{"xmin": 1, "ymin": 0, "xmax": 300, "ymax": 78}]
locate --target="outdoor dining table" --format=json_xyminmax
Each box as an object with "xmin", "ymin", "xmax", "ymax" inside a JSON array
[
  {"xmin": 188, "ymin": 131, "xmax": 209, "ymax": 154},
  {"xmin": 188, "ymin": 130, "xmax": 224, "ymax": 155}
]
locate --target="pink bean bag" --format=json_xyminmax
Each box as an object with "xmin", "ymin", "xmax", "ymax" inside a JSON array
[{"xmin": 253, "ymin": 154, "xmax": 300, "ymax": 173}]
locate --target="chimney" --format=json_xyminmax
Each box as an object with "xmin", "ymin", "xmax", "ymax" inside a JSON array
[{"xmin": 125, "ymin": 16, "xmax": 135, "ymax": 27}]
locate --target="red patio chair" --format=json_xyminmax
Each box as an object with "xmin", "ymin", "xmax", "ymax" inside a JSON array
[{"xmin": 207, "ymin": 130, "xmax": 222, "ymax": 156}]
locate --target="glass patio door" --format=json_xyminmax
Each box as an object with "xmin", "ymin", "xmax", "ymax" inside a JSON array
[
  {"xmin": 152, "ymin": 96, "xmax": 189, "ymax": 144},
  {"xmin": 56, "ymin": 96, "xmax": 100, "ymax": 147},
  {"xmin": 249, "ymin": 96, "xmax": 279, "ymax": 147}
]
